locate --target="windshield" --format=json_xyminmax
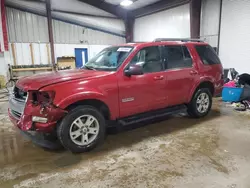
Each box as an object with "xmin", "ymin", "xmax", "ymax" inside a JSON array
[{"xmin": 83, "ymin": 46, "xmax": 134, "ymax": 71}]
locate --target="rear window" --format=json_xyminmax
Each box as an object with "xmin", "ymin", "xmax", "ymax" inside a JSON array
[{"xmin": 195, "ymin": 45, "xmax": 221, "ymax": 65}]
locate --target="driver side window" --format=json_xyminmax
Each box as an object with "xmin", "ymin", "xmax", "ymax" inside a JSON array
[{"xmin": 130, "ymin": 46, "xmax": 163, "ymax": 73}]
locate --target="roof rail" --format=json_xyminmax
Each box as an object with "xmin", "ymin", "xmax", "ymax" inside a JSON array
[
  {"xmin": 127, "ymin": 41, "xmax": 146, "ymax": 44},
  {"xmin": 153, "ymin": 38, "xmax": 204, "ymax": 42}
]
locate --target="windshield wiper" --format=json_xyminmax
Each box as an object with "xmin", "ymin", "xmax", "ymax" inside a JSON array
[{"xmin": 84, "ymin": 65, "xmax": 96, "ymax": 70}]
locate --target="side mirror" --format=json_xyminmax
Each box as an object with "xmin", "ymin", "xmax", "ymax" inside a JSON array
[{"xmin": 124, "ymin": 64, "xmax": 143, "ymax": 77}]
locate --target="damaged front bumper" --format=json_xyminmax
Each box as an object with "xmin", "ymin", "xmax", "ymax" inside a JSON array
[
  {"xmin": 8, "ymin": 91, "xmax": 67, "ymax": 133},
  {"xmin": 8, "ymin": 109, "xmax": 63, "ymax": 149},
  {"xmin": 8, "ymin": 92, "xmax": 67, "ymax": 149}
]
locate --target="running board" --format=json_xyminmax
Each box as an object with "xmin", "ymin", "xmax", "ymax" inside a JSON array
[{"xmin": 118, "ymin": 105, "xmax": 187, "ymax": 126}]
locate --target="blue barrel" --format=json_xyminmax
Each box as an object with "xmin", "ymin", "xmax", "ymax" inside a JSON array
[{"xmin": 222, "ymin": 87, "xmax": 243, "ymax": 102}]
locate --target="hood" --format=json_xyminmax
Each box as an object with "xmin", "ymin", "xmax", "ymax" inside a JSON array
[{"xmin": 16, "ymin": 69, "xmax": 112, "ymax": 91}]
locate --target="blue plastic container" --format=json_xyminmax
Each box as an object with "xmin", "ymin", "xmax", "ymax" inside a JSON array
[{"xmin": 222, "ymin": 87, "xmax": 243, "ymax": 102}]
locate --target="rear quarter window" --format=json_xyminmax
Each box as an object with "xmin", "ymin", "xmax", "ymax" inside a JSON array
[{"xmin": 195, "ymin": 45, "xmax": 221, "ymax": 65}]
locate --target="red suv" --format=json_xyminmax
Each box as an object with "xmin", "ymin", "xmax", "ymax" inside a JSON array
[{"xmin": 8, "ymin": 38, "xmax": 223, "ymax": 153}]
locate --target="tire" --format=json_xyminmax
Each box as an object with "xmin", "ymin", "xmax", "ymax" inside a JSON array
[
  {"xmin": 187, "ymin": 88, "xmax": 212, "ymax": 118},
  {"xmin": 57, "ymin": 105, "xmax": 106, "ymax": 153}
]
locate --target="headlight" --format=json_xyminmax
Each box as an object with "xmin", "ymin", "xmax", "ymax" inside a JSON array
[{"xmin": 32, "ymin": 91, "xmax": 55, "ymax": 104}]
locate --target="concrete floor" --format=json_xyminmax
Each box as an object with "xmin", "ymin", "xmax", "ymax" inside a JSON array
[{"xmin": 1, "ymin": 99, "xmax": 250, "ymax": 188}]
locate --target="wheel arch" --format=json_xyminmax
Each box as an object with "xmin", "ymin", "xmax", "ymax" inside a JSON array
[
  {"xmin": 188, "ymin": 80, "xmax": 214, "ymax": 102},
  {"xmin": 65, "ymin": 99, "xmax": 111, "ymax": 121}
]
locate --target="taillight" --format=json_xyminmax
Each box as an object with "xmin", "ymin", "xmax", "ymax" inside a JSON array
[{"xmin": 32, "ymin": 91, "xmax": 55, "ymax": 104}]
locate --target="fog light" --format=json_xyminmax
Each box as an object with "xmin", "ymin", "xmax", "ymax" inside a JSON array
[{"xmin": 32, "ymin": 116, "xmax": 48, "ymax": 123}]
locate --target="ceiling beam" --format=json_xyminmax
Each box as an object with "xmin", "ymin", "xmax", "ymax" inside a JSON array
[
  {"xmin": 131, "ymin": 0, "xmax": 190, "ymax": 18},
  {"xmin": 52, "ymin": 9, "xmax": 120, "ymax": 19},
  {"xmin": 78, "ymin": 0, "xmax": 127, "ymax": 19}
]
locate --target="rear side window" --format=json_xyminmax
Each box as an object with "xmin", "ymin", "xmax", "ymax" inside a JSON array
[
  {"xmin": 164, "ymin": 46, "xmax": 193, "ymax": 69},
  {"xmin": 195, "ymin": 45, "xmax": 221, "ymax": 65}
]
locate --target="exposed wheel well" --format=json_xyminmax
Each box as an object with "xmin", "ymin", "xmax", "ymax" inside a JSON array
[
  {"xmin": 196, "ymin": 81, "xmax": 214, "ymax": 96},
  {"xmin": 66, "ymin": 99, "xmax": 111, "ymax": 120}
]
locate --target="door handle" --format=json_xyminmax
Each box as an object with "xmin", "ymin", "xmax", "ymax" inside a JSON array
[
  {"xmin": 190, "ymin": 70, "xmax": 198, "ymax": 75},
  {"xmin": 154, "ymin": 76, "xmax": 164, "ymax": 80}
]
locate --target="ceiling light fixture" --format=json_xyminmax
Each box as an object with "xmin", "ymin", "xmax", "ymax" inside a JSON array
[{"xmin": 120, "ymin": 0, "xmax": 133, "ymax": 7}]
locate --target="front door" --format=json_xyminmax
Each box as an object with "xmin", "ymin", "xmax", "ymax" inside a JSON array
[
  {"xmin": 118, "ymin": 46, "xmax": 167, "ymax": 118},
  {"xmin": 163, "ymin": 45, "xmax": 198, "ymax": 106},
  {"xmin": 75, "ymin": 48, "xmax": 88, "ymax": 68}
]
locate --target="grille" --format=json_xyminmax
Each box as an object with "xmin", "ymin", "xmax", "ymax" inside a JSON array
[
  {"xmin": 13, "ymin": 87, "xmax": 27, "ymax": 102},
  {"xmin": 11, "ymin": 110, "xmax": 21, "ymax": 119}
]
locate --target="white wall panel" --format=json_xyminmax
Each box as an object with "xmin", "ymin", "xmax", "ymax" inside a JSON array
[
  {"xmin": 32, "ymin": 44, "xmax": 48, "ymax": 65},
  {"xmin": 200, "ymin": 0, "xmax": 220, "ymax": 47},
  {"xmin": 134, "ymin": 4, "xmax": 190, "ymax": 41},
  {"xmin": 219, "ymin": 0, "xmax": 250, "ymax": 74},
  {"xmin": 32, "ymin": 44, "xmax": 40, "ymax": 65},
  {"xmin": 15, "ymin": 43, "xmax": 24, "ymax": 65}
]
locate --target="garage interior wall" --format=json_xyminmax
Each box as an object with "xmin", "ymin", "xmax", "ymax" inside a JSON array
[
  {"xmin": 200, "ymin": 0, "xmax": 220, "ymax": 48},
  {"xmin": 219, "ymin": 0, "xmax": 250, "ymax": 74},
  {"xmin": 133, "ymin": 4, "xmax": 190, "ymax": 41},
  {"xmin": 6, "ymin": 7, "xmax": 125, "ymax": 66},
  {"xmin": 6, "ymin": 0, "xmax": 125, "ymax": 36}
]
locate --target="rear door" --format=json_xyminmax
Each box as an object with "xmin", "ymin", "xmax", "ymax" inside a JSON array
[
  {"xmin": 195, "ymin": 45, "xmax": 223, "ymax": 95},
  {"xmin": 163, "ymin": 45, "xmax": 198, "ymax": 106}
]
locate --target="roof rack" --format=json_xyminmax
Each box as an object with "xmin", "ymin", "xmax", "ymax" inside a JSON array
[
  {"xmin": 153, "ymin": 38, "xmax": 204, "ymax": 42},
  {"xmin": 127, "ymin": 41, "xmax": 146, "ymax": 44}
]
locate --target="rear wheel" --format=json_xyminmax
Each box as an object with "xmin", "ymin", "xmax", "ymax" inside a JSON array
[
  {"xmin": 57, "ymin": 105, "xmax": 106, "ymax": 153},
  {"xmin": 187, "ymin": 88, "xmax": 212, "ymax": 118}
]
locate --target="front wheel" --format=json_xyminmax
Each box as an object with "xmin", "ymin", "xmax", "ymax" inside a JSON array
[
  {"xmin": 187, "ymin": 88, "xmax": 212, "ymax": 118},
  {"xmin": 57, "ymin": 105, "xmax": 106, "ymax": 153}
]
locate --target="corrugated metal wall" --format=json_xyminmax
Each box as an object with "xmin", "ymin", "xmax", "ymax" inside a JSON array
[
  {"xmin": 134, "ymin": 4, "xmax": 190, "ymax": 41},
  {"xmin": 200, "ymin": 0, "xmax": 220, "ymax": 47},
  {"xmin": 6, "ymin": 7, "xmax": 126, "ymax": 68},
  {"xmin": 7, "ymin": 8, "xmax": 48, "ymax": 43},
  {"xmin": 5, "ymin": 0, "xmax": 125, "ymax": 36},
  {"xmin": 52, "ymin": 12, "xmax": 125, "ymax": 37},
  {"xmin": 7, "ymin": 7, "xmax": 125, "ymax": 45}
]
